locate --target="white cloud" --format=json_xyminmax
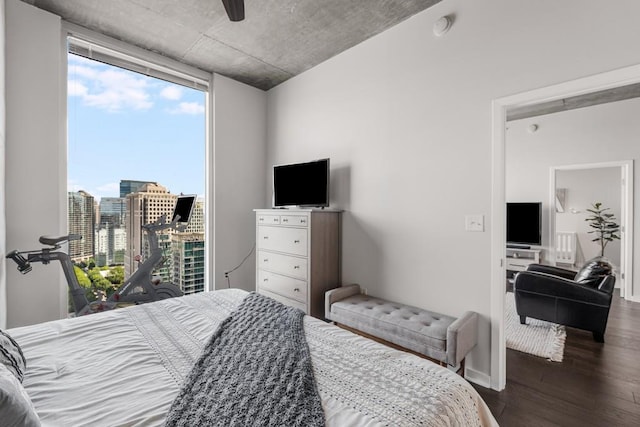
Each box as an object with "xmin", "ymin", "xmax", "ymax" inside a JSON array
[
  {"xmin": 67, "ymin": 180, "xmax": 120, "ymax": 201},
  {"xmin": 68, "ymin": 80, "xmax": 88, "ymax": 97},
  {"xmin": 169, "ymin": 102, "xmax": 205, "ymax": 115},
  {"xmin": 67, "ymin": 63, "xmax": 153, "ymax": 112},
  {"xmin": 68, "ymin": 64, "xmax": 99, "ymax": 80},
  {"xmin": 96, "ymin": 182, "xmax": 120, "ymax": 195},
  {"xmin": 67, "ymin": 179, "xmax": 85, "ymax": 193},
  {"xmin": 160, "ymin": 86, "xmax": 183, "ymax": 100}
]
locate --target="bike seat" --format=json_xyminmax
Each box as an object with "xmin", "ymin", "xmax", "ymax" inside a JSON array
[{"xmin": 39, "ymin": 234, "xmax": 82, "ymax": 246}]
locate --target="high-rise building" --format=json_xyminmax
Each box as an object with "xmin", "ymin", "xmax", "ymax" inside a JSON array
[
  {"xmin": 120, "ymin": 180, "xmax": 156, "ymax": 198},
  {"xmin": 96, "ymin": 197, "xmax": 127, "ymax": 266},
  {"xmin": 95, "ymin": 226, "xmax": 109, "ymax": 266},
  {"xmin": 186, "ymin": 198, "xmax": 205, "ymax": 234},
  {"xmin": 100, "ymin": 197, "xmax": 126, "ymax": 226},
  {"xmin": 124, "ymin": 183, "xmax": 177, "ymax": 278},
  {"xmin": 113, "ymin": 227, "xmax": 126, "ymax": 264},
  {"xmin": 68, "ymin": 190, "xmax": 95, "ymax": 261},
  {"xmin": 171, "ymin": 233, "xmax": 205, "ymax": 294},
  {"xmin": 95, "ymin": 222, "xmax": 127, "ymax": 267}
]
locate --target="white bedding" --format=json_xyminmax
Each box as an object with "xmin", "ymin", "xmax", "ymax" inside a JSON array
[{"xmin": 9, "ymin": 289, "xmax": 498, "ymax": 427}]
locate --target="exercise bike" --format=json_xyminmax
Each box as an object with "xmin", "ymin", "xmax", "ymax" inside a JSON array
[{"xmin": 6, "ymin": 195, "xmax": 196, "ymax": 316}]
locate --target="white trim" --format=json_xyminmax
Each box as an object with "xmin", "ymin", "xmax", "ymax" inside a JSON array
[
  {"xmin": 465, "ymin": 368, "xmax": 492, "ymax": 389},
  {"xmin": 490, "ymin": 100, "xmax": 507, "ymax": 391},
  {"xmin": 58, "ymin": 23, "xmax": 68, "ymax": 319},
  {"xmin": 622, "ymin": 162, "xmax": 637, "ymax": 302},
  {"xmin": 206, "ymin": 75, "xmax": 216, "ymax": 291},
  {"xmin": 491, "ymin": 63, "xmax": 640, "ymax": 391}
]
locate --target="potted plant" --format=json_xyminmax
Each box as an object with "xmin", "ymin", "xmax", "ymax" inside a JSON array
[{"xmin": 585, "ymin": 202, "xmax": 620, "ymax": 257}]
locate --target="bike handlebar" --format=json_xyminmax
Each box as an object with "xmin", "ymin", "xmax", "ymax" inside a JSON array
[{"xmin": 6, "ymin": 250, "xmax": 32, "ymax": 274}]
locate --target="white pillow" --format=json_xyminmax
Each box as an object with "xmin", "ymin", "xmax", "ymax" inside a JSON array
[{"xmin": 0, "ymin": 363, "xmax": 41, "ymax": 426}]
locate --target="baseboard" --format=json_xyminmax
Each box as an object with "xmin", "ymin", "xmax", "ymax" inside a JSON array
[{"xmin": 464, "ymin": 367, "xmax": 491, "ymax": 389}]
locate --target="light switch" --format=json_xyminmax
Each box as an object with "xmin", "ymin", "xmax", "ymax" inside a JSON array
[{"xmin": 465, "ymin": 214, "xmax": 484, "ymax": 232}]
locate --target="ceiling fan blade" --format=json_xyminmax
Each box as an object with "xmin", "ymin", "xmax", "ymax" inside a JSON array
[{"xmin": 221, "ymin": 0, "xmax": 245, "ymax": 22}]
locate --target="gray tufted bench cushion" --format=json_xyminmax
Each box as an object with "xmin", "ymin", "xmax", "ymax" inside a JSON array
[{"xmin": 325, "ymin": 284, "xmax": 478, "ymax": 367}]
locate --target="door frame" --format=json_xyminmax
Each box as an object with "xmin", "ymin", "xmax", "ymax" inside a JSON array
[
  {"xmin": 549, "ymin": 161, "xmax": 633, "ymax": 299},
  {"xmin": 490, "ymin": 64, "xmax": 640, "ymax": 391}
]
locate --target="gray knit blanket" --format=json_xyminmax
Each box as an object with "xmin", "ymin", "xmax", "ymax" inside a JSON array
[{"xmin": 163, "ymin": 292, "xmax": 325, "ymax": 427}]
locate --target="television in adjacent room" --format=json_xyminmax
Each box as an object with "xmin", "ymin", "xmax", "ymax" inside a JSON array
[
  {"xmin": 273, "ymin": 158, "xmax": 330, "ymax": 207},
  {"xmin": 506, "ymin": 202, "xmax": 542, "ymax": 248}
]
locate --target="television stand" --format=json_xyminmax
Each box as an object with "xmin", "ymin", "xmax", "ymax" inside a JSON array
[
  {"xmin": 506, "ymin": 247, "xmax": 541, "ymax": 273},
  {"xmin": 507, "ymin": 244, "xmax": 531, "ymax": 249}
]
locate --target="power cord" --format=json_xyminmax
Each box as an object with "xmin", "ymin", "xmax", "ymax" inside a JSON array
[{"xmin": 224, "ymin": 243, "xmax": 256, "ymax": 288}]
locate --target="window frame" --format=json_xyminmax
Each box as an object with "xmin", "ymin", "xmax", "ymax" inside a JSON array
[{"xmin": 61, "ymin": 22, "xmax": 214, "ymax": 318}]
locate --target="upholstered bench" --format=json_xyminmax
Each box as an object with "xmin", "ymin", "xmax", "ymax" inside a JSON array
[{"xmin": 325, "ymin": 284, "xmax": 478, "ymax": 373}]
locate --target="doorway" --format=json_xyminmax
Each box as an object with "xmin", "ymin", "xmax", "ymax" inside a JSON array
[
  {"xmin": 550, "ymin": 162, "xmax": 633, "ymax": 298},
  {"xmin": 490, "ymin": 65, "xmax": 640, "ymax": 390}
]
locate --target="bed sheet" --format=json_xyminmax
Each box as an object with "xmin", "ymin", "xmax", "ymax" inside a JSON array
[{"xmin": 9, "ymin": 289, "xmax": 498, "ymax": 427}]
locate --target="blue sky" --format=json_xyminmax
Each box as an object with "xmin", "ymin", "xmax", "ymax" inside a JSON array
[{"xmin": 67, "ymin": 54, "xmax": 206, "ymax": 201}]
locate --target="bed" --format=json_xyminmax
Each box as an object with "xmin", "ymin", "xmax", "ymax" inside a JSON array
[{"xmin": 4, "ymin": 289, "xmax": 498, "ymax": 426}]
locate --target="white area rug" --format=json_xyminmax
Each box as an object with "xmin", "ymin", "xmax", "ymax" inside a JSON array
[{"xmin": 505, "ymin": 292, "xmax": 566, "ymax": 362}]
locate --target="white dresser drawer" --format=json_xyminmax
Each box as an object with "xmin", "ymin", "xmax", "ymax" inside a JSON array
[
  {"xmin": 257, "ymin": 250, "xmax": 307, "ymax": 280},
  {"xmin": 259, "ymin": 289, "xmax": 307, "ymax": 313},
  {"xmin": 257, "ymin": 226, "xmax": 308, "ymax": 256},
  {"xmin": 280, "ymin": 215, "xmax": 309, "ymax": 227},
  {"xmin": 257, "ymin": 214, "xmax": 280, "ymax": 225},
  {"xmin": 258, "ymin": 270, "xmax": 307, "ymax": 303}
]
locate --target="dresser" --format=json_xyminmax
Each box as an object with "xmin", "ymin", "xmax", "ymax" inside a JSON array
[{"xmin": 255, "ymin": 209, "xmax": 341, "ymax": 319}]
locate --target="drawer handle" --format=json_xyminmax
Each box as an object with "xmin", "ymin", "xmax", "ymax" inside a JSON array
[
  {"xmin": 294, "ymin": 239, "xmax": 300, "ymax": 244},
  {"xmin": 263, "ymin": 236, "xmax": 269, "ymax": 240},
  {"xmin": 263, "ymin": 258, "xmax": 269, "ymax": 262},
  {"xmin": 273, "ymin": 218, "xmax": 278, "ymax": 222},
  {"xmin": 294, "ymin": 288, "xmax": 300, "ymax": 292},
  {"xmin": 282, "ymin": 218, "xmax": 288, "ymax": 222},
  {"xmin": 263, "ymin": 278, "xmax": 269, "ymax": 282},
  {"xmin": 301, "ymin": 219, "xmax": 306, "ymax": 223},
  {"xmin": 259, "ymin": 217, "xmax": 264, "ymax": 221},
  {"xmin": 293, "ymin": 265, "xmax": 300, "ymax": 269}
]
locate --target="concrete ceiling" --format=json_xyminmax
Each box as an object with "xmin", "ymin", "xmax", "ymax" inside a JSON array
[{"xmin": 22, "ymin": 0, "xmax": 442, "ymax": 91}]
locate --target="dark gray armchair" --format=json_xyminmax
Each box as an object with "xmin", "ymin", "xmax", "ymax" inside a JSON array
[{"xmin": 513, "ymin": 257, "xmax": 615, "ymax": 342}]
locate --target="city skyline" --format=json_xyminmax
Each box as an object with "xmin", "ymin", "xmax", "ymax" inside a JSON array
[{"xmin": 67, "ymin": 53, "xmax": 206, "ymax": 201}]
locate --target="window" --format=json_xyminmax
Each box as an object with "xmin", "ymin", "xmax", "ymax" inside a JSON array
[{"xmin": 66, "ymin": 33, "xmax": 210, "ymax": 312}]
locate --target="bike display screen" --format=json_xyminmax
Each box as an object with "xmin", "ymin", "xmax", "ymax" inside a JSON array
[{"xmin": 172, "ymin": 195, "xmax": 196, "ymax": 223}]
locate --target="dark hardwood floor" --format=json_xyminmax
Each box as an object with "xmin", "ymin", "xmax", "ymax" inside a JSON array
[{"xmin": 473, "ymin": 290, "xmax": 640, "ymax": 426}]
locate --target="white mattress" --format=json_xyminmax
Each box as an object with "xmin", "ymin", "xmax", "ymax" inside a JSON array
[{"xmin": 9, "ymin": 289, "xmax": 498, "ymax": 427}]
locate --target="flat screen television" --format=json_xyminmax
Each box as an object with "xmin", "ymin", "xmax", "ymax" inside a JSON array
[
  {"xmin": 273, "ymin": 158, "xmax": 330, "ymax": 207},
  {"xmin": 506, "ymin": 202, "xmax": 542, "ymax": 248}
]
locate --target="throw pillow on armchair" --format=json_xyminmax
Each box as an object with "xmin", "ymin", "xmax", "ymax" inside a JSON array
[{"xmin": 574, "ymin": 256, "xmax": 614, "ymax": 289}]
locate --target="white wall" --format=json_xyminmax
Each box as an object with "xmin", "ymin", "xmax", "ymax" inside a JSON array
[
  {"xmin": 5, "ymin": 0, "xmax": 65, "ymax": 327},
  {"xmin": 0, "ymin": 0, "xmax": 6, "ymax": 329},
  {"xmin": 266, "ymin": 0, "xmax": 640, "ymax": 383},
  {"xmin": 213, "ymin": 74, "xmax": 267, "ymax": 291},
  {"xmin": 556, "ymin": 168, "xmax": 621, "ymax": 269},
  {"xmin": 507, "ymin": 98, "xmax": 640, "ymax": 289}
]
